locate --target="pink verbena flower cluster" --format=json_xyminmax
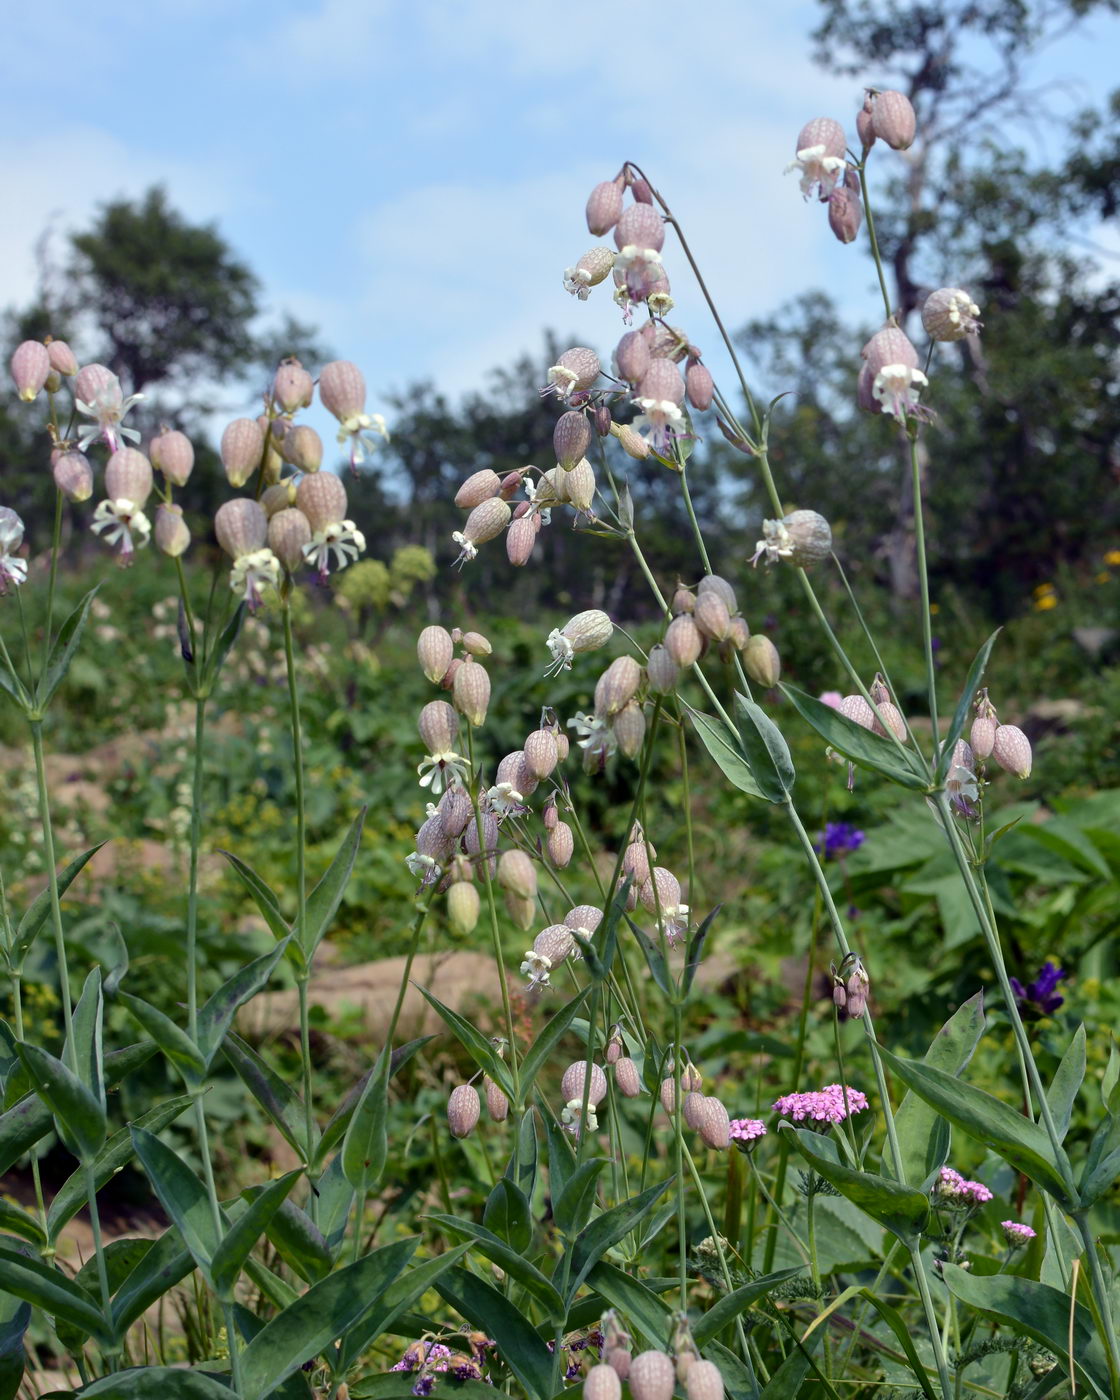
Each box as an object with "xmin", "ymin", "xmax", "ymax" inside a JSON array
[
  {"xmin": 729, "ymin": 1117, "xmax": 768, "ymax": 1142},
  {"xmin": 935, "ymin": 1166, "xmax": 993, "ymax": 1205},
  {"xmin": 1001, "ymin": 1220, "xmax": 1037, "ymax": 1247},
  {"xmin": 772, "ymin": 1084, "xmax": 869, "ymax": 1123}
]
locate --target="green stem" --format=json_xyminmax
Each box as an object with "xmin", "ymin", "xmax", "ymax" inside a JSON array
[
  {"xmin": 909, "ymin": 433, "xmax": 940, "ymax": 740},
  {"xmin": 186, "ymin": 698, "xmax": 207, "ymax": 1038},
  {"xmin": 1072, "ymin": 1212, "xmax": 1120, "ymax": 1394},
  {"xmin": 84, "ymin": 1162, "xmax": 118, "ymax": 1369},
  {"xmin": 855, "ymin": 158, "xmax": 895, "ymax": 322},
  {"xmin": 42, "ymin": 489, "xmax": 64, "ymax": 678},
  {"xmin": 29, "ymin": 720, "xmax": 75, "ymax": 1064},
  {"xmin": 191, "ymin": 1095, "xmax": 244, "ymax": 1392}
]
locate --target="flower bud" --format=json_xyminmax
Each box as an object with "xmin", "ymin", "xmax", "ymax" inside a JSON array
[
  {"xmin": 727, "ymin": 617, "xmax": 751, "ymax": 651},
  {"xmin": 697, "ymin": 1096, "xmax": 731, "ymax": 1149},
  {"xmin": 872, "ymin": 700, "xmax": 907, "ymax": 741},
  {"xmin": 686, "ymin": 1360, "xmax": 725, "ymax": 1400},
  {"xmin": 418, "ymin": 625, "xmax": 454, "ymax": 684},
  {"xmin": 297, "ymin": 471, "xmax": 348, "ymax": 531},
  {"xmin": 272, "ymin": 358, "xmax": 314, "ymax": 412},
  {"xmin": 282, "ymin": 424, "xmax": 323, "ymax": 472},
  {"xmin": 52, "ymin": 450, "xmax": 93, "ymax": 502},
  {"xmin": 685, "ymin": 360, "xmax": 715, "ymax": 411},
  {"xmin": 215, "ymin": 498, "xmax": 268, "ymax": 559},
  {"xmin": 561, "ymin": 1061, "xmax": 608, "ymax": 1106},
  {"xmin": 595, "ymin": 655, "xmax": 642, "ymax": 717},
  {"xmin": 447, "ymin": 880, "xmax": 480, "ymax": 936},
  {"xmin": 260, "ymin": 481, "xmax": 297, "ymax": 517},
  {"xmin": 221, "ymin": 418, "xmax": 265, "ymax": 487},
  {"xmin": 611, "ymin": 422, "xmax": 650, "ymax": 459},
  {"xmin": 547, "ymin": 821, "xmax": 574, "ymax": 867},
  {"xmin": 268, "ymin": 507, "xmax": 312, "ymax": 571},
  {"xmin": 564, "ymin": 458, "xmax": 596, "ymax": 513},
  {"xmin": 646, "ymin": 644, "xmax": 679, "ymax": 693},
  {"xmin": 524, "ymin": 729, "xmax": 559, "ymax": 781},
  {"xmin": 665, "ymin": 614, "xmax": 702, "ymax": 668},
  {"xmin": 565, "ymin": 904, "xmax": 603, "ymax": 934},
  {"xmin": 586, "ymin": 179, "xmax": 625, "ymax": 236},
  {"xmin": 615, "ymin": 329, "xmax": 652, "ymax": 385},
  {"xmin": 992, "ymin": 724, "xmax": 1032, "ymax": 779},
  {"xmin": 506, "ymin": 516, "xmax": 537, "ymax": 568},
  {"xmin": 638, "ymin": 358, "xmax": 685, "ymax": 406},
  {"xmin": 47, "ymin": 340, "xmax": 78, "ymax": 376},
  {"xmin": 743, "ymin": 635, "xmax": 781, "ymax": 688},
  {"xmin": 498, "ymin": 849, "xmax": 537, "ymax": 901},
  {"xmin": 554, "ymin": 411, "xmax": 591, "ymax": 470},
  {"xmin": 419, "ymin": 700, "xmax": 459, "ymax": 754},
  {"xmin": 438, "ymin": 785, "xmax": 473, "ymax": 839},
  {"xmin": 462, "ymin": 497, "xmax": 511, "ymax": 548},
  {"xmin": 682, "ymin": 1092, "xmax": 706, "ymax": 1130},
  {"xmin": 828, "ymin": 184, "xmax": 862, "ymax": 244},
  {"xmin": 154, "ymin": 503, "xmax": 190, "ymax": 557},
  {"xmin": 628, "ymin": 1350, "xmax": 676, "ymax": 1400},
  {"xmin": 922, "ymin": 288, "xmax": 982, "ymax": 342},
  {"xmin": 105, "ymin": 447, "xmax": 154, "ymax": 508},
  {"xmin": 694, "ymin": 591, "xmax": 731, "ymax": 643},
  {"xmin": 533, "ymin": 923, "xmax": 575, "ymax": 967},
  {"xmin": 970, "ymin": 714, "xmax": 997, "ymax": 761},
  {"xmin": 870, "ymin": 90, "xmax": 916, "ymax": 150},
  {"xmin": 447, "ymin": 1083, "xmax": 481, "ymax": 1138},
  {"xmin": 613, "ymin": 702, "xmax": 646, "ymax": 758},
  {"xmin": 659, "ymin": 1064, "xmax": 702, "ymax": 1113},
  {"xmin": 10, "ymin": 341, "xmax": 51, "ymax": 401},
  {"xmin": 460, "ymin": 630, "xmax": 492, "ymax": 656},
  {"xmin": 453, "ymin": 659, "xmax": 490, "ymax": 726},
  {"xmin": 614, "ymin": 203, "xmax": 665, "ymax": 253},
  {"xmin": 150, "ymin": 428, "xmax": 195, "ymax": 486},
  {"xmin": 455, "ymin": 469, "xmax": 502, "ymax": 510},
  {"xmin": 584, "ymin": 1362, "xmax": 622, "ymax": 1400},
  {"xmin": 839, "ymin": 694, "xmax": 875, "ymax": 729},
  {"xmin": 318, "ymin": 360, "xmax": 366, "ymax": 420},
  {"xmin": 484, "ymin": 1074, "xmax": 509, "ymax": 1122},
  {"xmin": 613, "ymin": 1056, "xmax": 642, "ymax": 1097}
]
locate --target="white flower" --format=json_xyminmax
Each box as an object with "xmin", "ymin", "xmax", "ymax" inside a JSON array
[
  {"xmin": 75, "ymin": 378, "xmax": 144, "ymax": 453},
  {"xmin": 486, "ymin": 781, "xmax": 525, "ymax": 819},
  {"xmin": 405, "ymin": 850, "xmax": 440, "ymax": 885},
  {"xmin": 0, "ymin": 508, "xmax": 27, "ymax": 594},
  {"xmin": 631, "ymin": 397, "xmax": 684, "ymax": 455},
  {"xmin": 567, "ymin": 711, "xmax": 617, "ymax": 772},
  {"xmin": 336, "ymin": 412, "xmax": 388, "ymax": 470},
  {"xmin": 946, "ymin": 762, "xmax": 980, "ymax": 817},
  {"xmin": 519, "ymin": 949, "xmax": 552, "ymax": 989},
  {"xmin": 229, "ymin": 547, "xmax": 281, "ymax": 612},
  {"xmin": 655, "ymin": 901, "xmax": 691, "ymax": 948},
  {"xmin": 545, "ymin": 628, "xmax": 575, "ymax": 676},
  {"xmin": 873, "ymin": 364, "xmax": 929, "ymax": 422},
  {"xmin": 562, "ymin": 1098, "xmax": 598, "ymax": 1137},
  {"xmin": 563, "ymin": 266, "xmax": 593, "ymax": 300},
  {"xmin": 786, "ymin": 144, "xmax": 846, "ymax": 200},
  {"xmin": 523, "ymin": 479, "xmax": 552, "ymax": 526},
  {"xmin": 417, "ymin": 750, "xmax": 470, "ymax": 795},
  {"xmin": 750, "ymin": 518, "xmax": 794, "ymax": 566},
  {"xmin": 451, "ymin": 530, "xmax": 477, "ymax": 569},
  {"xmin": 302, "ymin": 520, "xmax": 366, "ymax": 578},
  {"xmin": 91, "ymin": 498, "xmax": 151, "ymax": 566}
]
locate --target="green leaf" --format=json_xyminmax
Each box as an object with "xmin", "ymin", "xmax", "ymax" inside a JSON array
[
  {"xmin": 568, "ymin": 1177, "xmax": 673, "ymax": 1300},
  {"xmin": 518, "ymin": 987, "xmax": 590, "ymax": 1106},
  {"xmin": 78, "ymin": 1367, "xmax": 234, "ymax": 1397},
  {"xmin": 238, "ymin": 1237, "xmax": 418, "ymax": 1400},
  {"xmin": 118, "ymin": 993, "xmax": 206, "ymax": 1085},
  {"xmin": 0, "ymin": 1289, "xmax": 30, "ymax": 1400},
  {"xmin": 313, "ymin": 1035, "xmax": 434, "ymax": 1171},
  {"xmin": 210, "ymin": 1168, "xmax": 302, "ymax": 1300},
  {"xmin": 887, "ymin": 990, "xmax": 985, "ymax": 1188},
  {"xmin": 781, "ymin": 685, "xmax": 929, "ymax": 790},
  {"xmin": 201, "ymin": 600, "xmax": 245, "ymax": 689},
  {"xmin": 703, "ymin": 1339, "xmax": 760, "ymax": 1400},
  {"xmin": 682, "ymin": 904, "xmax": 721, "ymax": 998},
  {"xmin": 110, "ymin": 1228, "xmax": 195, "ymax": 1338},
  {"xmin": 624, "ymin": 917, "xmax": 677, "ymax": 1002},
  {"xmin": 0, "ymin": 654, "xmax": 30, "ymax": 713},
  {"xmin": 542, "ymin": 1110, "xmax": 576, "ymax": 1201},
  {"xmin": 733, "ymin": 692, "xmax": 795, "ymax": 801},
  {"xmin": 581, "ymin": 1262, "xmax": 671, "ymax": 1348},
  {"xmin": 483, "ymin": 1177, "xmax": 532, "ymax": 1253},
  {"xmin": 688, "ymin": 709, "xmax": 768, "ymax": 801},
  {"xmin": 0, "ymin": 1197, "xmax": 45, "ymax": 1245},
  {"xmin": 0, "ymin": 1245, "xmax": 112, "ymax": 1349},
  {"xmin": 935, "ymin": 629, "xmax": 1001, "ymax": 782},
  {"xmin": 1046, "ymin": 1023, "xmax": 1086, "ymax": 1143},
  {"xmin": 130, "ymin": 1126, "xmax": 221, "ymax": 1276},
  {"xmin": 879, "ymin": 1047, "xmax": 1078, "ymax": 1208},
  {"xmin": 47, "ymin": 1095, "xmax": 194, "ymax": 1241},
  {"xmin": 759, "ymin": 1331, "xmax": 821, "ymax": 1398},
  {"xmin": 1078, "ymin": 1111, "xmax": 1120, "ymax": 1205},
  {"xmin": 434, "ymin": 1265, "xmax": 553, "ymax": 1400},
  {"xmin": 222, "ymin": 1032, "xmax": 310, "ymax": 1161},
  {"xmin": 15, "ymin": 1041, "xmax": 106, "ymax": 1161},
  {"xmin": 56, "ymin": 1239, "xmax": 155, "ymax": 1354},
  {"xmin": 313, "ymin": 1153, "xmax": 354, "ymax": 1255},
  {"xmin": 67, "ymin": 968, "xmax": 106, "ymax": 1115},
  {"xmin": 13, "ymin": 844, "xmax": 105, "ymax": 965},
  {"xmin": 101, "ymin": 923, "xmax": 129, "ymax": 997},
  {"xmin": 196, "ymin": 937, "xmax": 291, "ymax": 1070},
  {"xmin": 941, "ymin": 1263, "xmax": 1110, "ymax": 1399},
  {"xmin": 780, "ymin": 1126, "xmax": 930, "ymax": 1242},
  {"xmin": 692, "ymin": 1268, "xmax": 803, "ymax": 1346},
  {"xmin": 506, "ymin": 1105, "xmax": 538, "ymax": 1203},
  {"xmin": 1018, "ymin": 820, "xmax": 1114, "ymax": 882},
  {"xmin": 262, "ymin": 1198, "xmax": 333, "ymax": 1285},
  {"xmin": 300, "ymin": 807, "xmax": 366, "ymax": 957},
  {"xmin": 38, "ymin": 586, "xmax": 100, "ymax": 711},
  {"xmin": 425, "ymin": 1214, "xmax": 562, "ymax": 1316},
  {"xmin": 856, "ymin": 1288, "xmax": 938, "ymax": 1400},
  {"xmin": 218, "ymin": 851, "xmax": 296, "ymax": 953},
  {"xmin": 553, "ymin": 1158, "xmax": 608, "ymax": 1238},
  {"xmin": 336, "ymin": 1242, "xmax": 472, "ymax": 1372},
  {"xmin": 341, "ymin": 1045, "xmax": 391, "ymax": 1193},
  {"xmin": 415, "ymin": 987, "xmax": 515, "ymax": 1100}
]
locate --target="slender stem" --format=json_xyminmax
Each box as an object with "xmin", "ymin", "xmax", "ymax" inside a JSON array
[
  {"xmin": 1073, "ymin": 1212, "xmax": 1120, "ymax": 1392},
  {"xmin": 855, "ymin": 159, "xmax": 895, "ymax": 322},
  {"xmin": 186, "ymin": 698, "xmax": 207, "ymax": 1038},
  {"xmin": 909, "ymin": 434, "xmax": 940, "ymax": 740},
  {"xmin": 191, "ymin": 1094, "xmax": 244, "ymax": 1392},
  {"xmin": 42, "ymin": 489, "xmax": 64, "ymax": 678},
  {"xmin": 9, "ymin": 977, "xmax": 48, "ymax": 1231},
  {"xmin": 84, "ymin": 1163, "xmax": 118, "ymax": 1368},
  {"xmin": 29, "ymin": 720, "xmax": 75, "ymax": 1063}
]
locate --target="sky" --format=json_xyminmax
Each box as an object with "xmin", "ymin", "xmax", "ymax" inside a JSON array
[{"xmin": 4, "ymin": 0, "xmax": 1119, "ymax": 432}]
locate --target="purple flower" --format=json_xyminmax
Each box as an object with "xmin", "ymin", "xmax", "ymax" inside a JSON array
[
  {"xmin": 1010, "ymin": 961, "xmax": 1066, "ymax": 1017},
  {"xmin": 817, "ymin": 822, "xmax": 865, "ymax": 861}
]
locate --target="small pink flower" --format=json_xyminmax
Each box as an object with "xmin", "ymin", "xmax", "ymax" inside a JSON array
[
  {"xmin": 773, "ymin": 1083, "xmax": 868, "ymax": 1124},
  {"xmin": 1001, "ymin": 1220, "xmax": 1036, "ymax": 1247},
  {"xmin": 729, "ymin": 1117, "xmax": 767, "ymax": 1143}
]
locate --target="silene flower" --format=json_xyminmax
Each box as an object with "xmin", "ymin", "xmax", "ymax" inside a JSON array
[
  {"xmin": 74, "ymin": 366, "xmax": 144, "ymax": 453},
  {"xmin": 91, "ymin": 499, "xmax": 152, "ymax": 566},
  {"xmin": 416, "ymin": 750, "xmax": 470, "ymax": 795},
  {"xmin": 336, "ymin": 411, "xmax": 389, "ymax": 471},
  {"xmin": 0, "ymin": 508, "xmax": 28, "ymax": 594},
  {"xmin": 630, "ymin": 395, "xmax": 684, "ymax": 455}
]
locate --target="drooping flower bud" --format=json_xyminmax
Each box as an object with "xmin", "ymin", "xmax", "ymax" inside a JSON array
[
  {"xmin": 992, "ymin": 724, "xmax": 1032, "ymax": 779},
  {"xmin": 685, "ymin": 359, "xmax": 715, "ymax": 410},
  {"xmin": 838, "ymin": 694, "xmax": 875, "ymax": 729},
  {"xmin": 318, "ymin": 360, "xmax": 366, "ymax": 421},
  {"xmin": 564, "ymin": 458, "xmax": 596, "ymax": 513},
  {"xmin": 869, "ymin": 90, "xmax": 916, "ymax": 150},
  {"xmin": 554, "ymin": 411, "xmax": 591, "ymax": 471},
  {"xmin": 272, "ymin": 358, "xmax": 314, "ymax": 413},
  {"xmin": 743, "ymin": 635, "xmax": 781, "ymax": 687},
  {"xmin": 154, "ymin": 503, "xmax": 190, "ymax": 558},
  {"xmin": 52, "ymin": 450, "xmax": 93, "ymax": 502},
  {"xmin": 615, "ymin": 329, "xmax": 652, "ymax": 385},
  {"xmin": 545, "ymin": 347, "xmax": 601, "ymax": 401},
  {"xmin": 614, "ymin": 202, "xmax": 665, "ymax": 253},
  {"xmin": 970, "ymin": 714, "xmax": 997, "ymax": 761},
  {"xmin": 828, "ymin": 184, "xmax": 862, "ymax": 243},
  {"xmin": 547, "ymin": 821, "xmax": 574, "ymax": 867},
  {"xmin": 682, "ymin": 1091, "xmax": 706, "ymax": 1130},
  {"xmin": 220, "ymin": 418, "xmax": 265, "ymax": 488},
  {"xmin": 584, "ymin": 1362, "xmax": 622, "ymax": 1400},
  {"xmin": 613, "ymin": 1057, "xmax": 642, "ymax": 1097},
  {"xmin": 613, "ymin": 702, "xmax": 646, "ymax": 759},
  {"xmin": 47, "ymin": 340, "xmax": 78, "ymax": 376},
  {"xmin": 498, "ymin": 849, "xmax": 537, "ymax": 901},
  {"xmin": 595, "ymin": 655, "xmax": 642, "ymax": 717},
  {"xmin": 524, "ymin": 728, "xmax": 559, "ymax": 778},
  {"xmin": 665, "ymin": 614, "xmax": 703, "ymax": 668},
  {"xmin": 697, "ymin": 1097, "xmax": 731, "ymax": 1149},
  {"xmin": 104, "ymin": 447, "xmax": 154, "ymax": 508},
  {"xmin": 215, "ymin": 498, "xmax": 268, "ymax": 559},
  {"xmin": 453, "ymin": 658, "xmax": 490, "ymax": 727},
  {"xmin": 150, "ymin": 428, "xmax": 195, "ymax": 487},
  {"xmin": 419, "ymin": 700, "xmax": 459, "ymax": 755},
  {"xmin": 685, "ymin": 1359, "xmax": 726, "ymax": 1400},
  {"xmin": 505, "ymin": 515, "xmax": 537, "ymax": 568},
  {"xmin": 694, "ymin": 591, "xmax": 732, "ymax": 643},
  {"xmin": 455, "ymin": 469, "xmax": 502, "ymax": 510},
  {"xmin": 447, "ymin": 1083, "xmax": 481, "ymax": 1138},
  {"xmin": 545, "ymin": 609, "xmax": 613, "ymax": 674},
  {"xmin": 282, "ymin": 424, "xmax": 323, "ymax": 473},
  {"xmin": 417, "ymin": 625, "xmax": 454, "ymax": 684},
  {"xmin": 447, "ymin": 880, "xmax": 480, "ymax": 936},
  {"xmin": 628, "ymin": 1350, "xmax": 676, "ymax": 1400},
  {"xmin": 484, "ymin": 1074, "xmax": 509, "ymax": 1122},
  {"xmin": 561, "ymin": 1061, "xmax": 608, "ymax": 1106},
  {"xmin": 921, "ymin": 288, "xmax": 982, "ymax": 342},
  {"xmin": 267, "ymin": 507, "xmax": 312, "ymax": 572},
  {"xmin": 586, "ymin": 179, "xmax": 625, "ymax": 236},
  {"xmin": 638, "ymin": 358, "xmax": 685, "ymax": 406},
  {"xmin": 646, "ymin": 644, "xmax": 679, "ymax": 693},
  {"xmin": 10, "ymin": 341, "xmax": 51, "ymax": 401}
]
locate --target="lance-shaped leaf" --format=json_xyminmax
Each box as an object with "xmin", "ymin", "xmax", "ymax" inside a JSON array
[
  {"xmin": 879, "ymin": 1047, "xmax": 1078, "ymax": 1208},
  {"xmin": 313, "ymin": 1035, "xmax": 433, "ymax": 1170},
  {"xmin": 219, "ymin": 850, "xmax": 296, "ymax": 953},
  {"xmin": 118, "ymin": 993, "xmax": 206, "ymax": 1085},
  {"xmin": 0, "ymin": 1245, "xmax": 112, "ymax": 1349},
  {"xmin": 780, "ymin": 1125, "xmax": 930, "ymax": 1242},
  {"xmin": 855, "ymin": 1289, "xmax": 938, "ymax": 1400},
  {"xmin": 67, "ymin": 968, "xmax": 105, "ymax": 1116},
  {"xmin": 416, "ymin": 986, "xmax": 514, "ymax": 1100},
  {"xmin": 734, "ymin": 692, "xmax": 795, "ymax": 802},
  {"xmin": 518, "ymin": 986, "xmax": 590, "ymax": 1104},
  {"xmin": 200, "ymin": 598, "xmax": 245, "ymax": 689},
  {"xmin": 1079, "ymin": 1110, "xmax": 1120, "ymax": 1206},
  {"xmin": 425, "ymin": 1214, "xmax": 562, "ymax": 1317},
  {"xmin": 624, "ymin": 917, "xmax": 676, "ymax": 1003},
  {"xmin": 934, "ymin": 629, "xmax": 1001, "ymax": 782},
  {"xmin": 483, "ymin": 1177, "xmax": 532, "ymax": 1253},
  {"xmin": 1045, "ymin": 1023, "xmax": 1086, "ymax": 1144},
  {"xmin": 13, "ymin": 844, "xmax": 105, "ymax": 966},
  {"xmin": 688, "ymin": 709, "xmax": 768, "ymax": 801},
  {"xmin": 0, "ymin": 654, "xmax": 30, "ymax": 712},
  {"xmin": 130, "ymin": 1126, "xmax": 221, "ymax": 1278},
  {"xmin": 941, "ymin": 1263, "xmax": 1110, "ymax": 1399},
  {"xmin": 80, "ymin": 1366, "xmax": 235, "ymax": 1397},
  {"xmin": 15, "ymin": 1042, "xmax": 106, "ymax": 1161},
  {"xmin": 434, "ymin": 1265, "xmax": 553, "ymax": 1400},
  {"xmin": 692, "ymin": 1268, "xmax": 804, "ymax": 1347},
  {"xmin": 568, "ymin": 1177, "xmax": 674, "ymax": 1300},
  {"xmin": 222, "ymin": 1031, "xmax": 310, "ymax": 1160},
  {"xmin": 781, "ymin": 685, "xmax": 929, "ymax": 790},
  {"xmin": 196, "ymin": 936, "xmax": 291, "ymax": 1069},
  {"xmin": 238, "ymin": 1237, "xmax": 418, "ymax": 1400},
  {"xmin": 300, "ymin": 807, "xmax": 366, "ymax": 956},
  {"xmin": 0, "ymin": 1289, "xmax": 30, "ymax": 1400},
  {"xmin": 0, "ymin": 1197, "xmax": 45, "ymax": 1245},
  {"xmin": 582, "ymin": 1263, "xmax": 672, "ymax": 1349},
  {"xmin": 341, "ymin": 1045, "xmax": 391, "ymax": 1193},
  {"xmin": 111, "ymin": 1228, "xmax": 195, "ymax": 1338},
  {"xmin": 37, "ymin": 585, "xmax": 100, "ymax": 711},
  {"xmin": 210, "ymin": 1168, "xmax": 302, "ymax": 1300},
  {"xmin": 262, "ymin": 1198, "xmax": 332, "ymax": 1285},
  {"xmin": 553, "ymin": 1158, "xmax": 608, "ymax": 1238}
]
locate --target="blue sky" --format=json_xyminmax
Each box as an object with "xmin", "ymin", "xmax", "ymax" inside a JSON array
[{"xmin": 4, "ymin": 0, "xmax": 1118, "ymax": 429}]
